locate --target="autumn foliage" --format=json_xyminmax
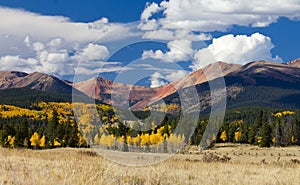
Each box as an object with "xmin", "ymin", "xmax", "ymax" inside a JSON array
[
  {"xmin": 1, "ymin": 101, "xmax": 300, "ymax": 151},
  {"xmin": 0, "ymin": 102, "xmax": 87, "ymax": 149}
]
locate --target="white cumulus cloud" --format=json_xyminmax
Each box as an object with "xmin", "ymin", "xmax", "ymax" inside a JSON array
[
  {"xmin": 0, "ymin": 7, "xmax": 132, "ymax": 78},
  {"xmin": 140, "ymin": 2, "xmax": 162, "ymax": 21},
  {"xmin": 142, "ymin": 0, "xmax": 300, "ymax": 32},
  {"xmin": 150, "ymin": 72, "xmax": 167, "ymax": 88},
  {"xmin": 32, "ymin": 42, "xmax": 45, "ymax": 52},
  {"xmin": 0, "ymin": 55, "xmax": 38, "ymax": 73},
  {"xmin": 75, "ymin": 43, "xmax": 109, "ymax": 61},
  {"xmin": 191, "ymin": 33, "xmax": 282, "ymax": 70},
  {"xmin": 142, "ymin": 39, "xmax": 194, "ymax": 62},
  {"xmin": 0, "ymin": 7, "xmax": 129, "ymax": 43}
]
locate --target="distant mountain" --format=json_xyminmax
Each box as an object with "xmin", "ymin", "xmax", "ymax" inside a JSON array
[
  {"xmin": 285, "ymin": 58, "xmax": 300, "ymax": 68},
  {"xmin": 153, "ymin": 59, "xmax": 300, "ymax": 113},
  {"xmin": 0, "ymin": 71, "xmax": 97, "ymax": 106},
  {"xmin": 0, "ymin": 71, "xmax": 77, "ymax": 94},
  {"xmin": 131, "ymin": 62, "xmax": 241, "ymax": 110},
  {"xmin": 73, "ymin": 59, "xmax": 300, "ymax": 111},
  {"xmin": 226, "ymin": 60, "xmax": 300, "ymax": 87},
  {"xmin": 1, "ymin": 58, "xmax": 300, "ymax": 112},
  {"xmin": 73, "ymin": 62, "xmax": 241, "ymax": 109},
  {"xmin": 0, "ymin": 71, "xmax": 27, "ymax": 88},
  {"xmin": 73, "ymin": 77, "xmax": 159, "ymax": 107}
]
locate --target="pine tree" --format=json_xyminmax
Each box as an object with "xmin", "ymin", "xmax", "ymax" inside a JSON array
[
  {"xmin": 282, "ymin": 116, "xmax": 293, "ymax": 146},
  {"xmin": 274, "ymin": 118, "xmax": 282, "ymax": 146},
  {"xmin": 69, "ymin": 119, "xmax": 80, "ymax": 147},
  {"xmin": 46, "ymin": 109, "xmax": 59, "ymax": 147},
  {"xmin": 0, "ymin": 130, "xmax": 5, "ymax": 146},
  {"xmin": 15, "ymin": 119, "xmax": 29, "ymax": 147},
  {"xmin": 248, "ymin": 111, "xmax": 263, "ymax": 144},
  {"xmin": 292, "ymin": 118, "xmax": 300, "ymax": 145},
  {"xmin": 57, "ymin": 121, "xmax": 66, "ymax": 147},
  {"xmin": 259, "ymin": 122, "xmax": 272, "ymax": 147}
]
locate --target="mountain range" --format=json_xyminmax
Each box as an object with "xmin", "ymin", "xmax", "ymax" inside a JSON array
[{"xmin": 1, "ymin": 58, "xmax": 300, "ymax": 111}]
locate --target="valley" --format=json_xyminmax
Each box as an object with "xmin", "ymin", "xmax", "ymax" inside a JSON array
[{"xmin": 1, "ymin": 143, "xmax": 300, "ymax": 185}]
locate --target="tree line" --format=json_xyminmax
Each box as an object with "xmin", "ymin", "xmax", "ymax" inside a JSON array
[
  {"xmin": 0, "ymin": 110, "xmax": 87, "ymax": 149},
  {"xmin": 1, "ymin": 102, "xmax": 300, "ymax": 150},
  {"xmin": 191, "ymin": 109, "xmax": 300, "ymax": 147}
]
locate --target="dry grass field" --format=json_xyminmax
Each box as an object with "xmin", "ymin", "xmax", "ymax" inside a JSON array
[{"xmin": 1, "ymin": 143, "xmax": 300, "ymax": 185}]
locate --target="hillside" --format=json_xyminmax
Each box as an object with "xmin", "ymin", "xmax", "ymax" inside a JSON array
[
  {"xmin": 133, "ymin": 59, "xmax": 300, "ymax": 112},
  {"xmin": 1, "ymin": 59, "xmax": 300, "ymax": 112},
  {"xmin": 0, "ymin": 71, "xmax": 74, "ymax": 94},
  {"xmin": 0, "ymin": 71, "xmax": 102, "ymax": 106},
  {"xmin": 0, "ymin": 88, "xmax": 73, "ymax": 107},
  {"xmin": 73, "ymin": 77, "xmax": 159, "ymax": 107},
  {"xmin": 126, "ymin": 62, "xmax": 241, "ymax": 110}
]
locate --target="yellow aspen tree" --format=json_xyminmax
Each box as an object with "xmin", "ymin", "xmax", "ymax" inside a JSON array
[
  {"xmin": 168, "ymin": 125, "xmax": 172, "ymax": 134},
  {"xmin": 150, "ymin": 131, "xmax": 164, "ymax": 145},
  {"xmin": 166, "ymin": 134, "xmax": 174, "ymax": 144},
  {"xmin": 127, "ymin": 135, "xmax": 132, "ymax": 145},
  {"xmin": 166, "ymin": 134, "xmax": 175, "ymax": 152},
  {"xmin": 272, "ymin": 137, "xmax": 276, "ymax": 144},
  {"xmin": 220, "ymin": 131, "xmax": 227, "ymax": 142},
  {"xmin": 181, "ymin": 134, "xmax": 185, "ymax": 143},
  {"xmin": 257, "ymin": 136, "xmax": 263, "ymax": 145},
  {"xmin": 157, "ymin": 126, "xmax": 164, "ymax": 135},
  {"xmin": 176, "ymin": 134, "xmax": 182, "ymax": 146},
  {"xmin": 116, "ymin": 135, "xmax": 125, "ymax": 150},
  {"xmin": 163, "ymin": 133, "xmax": 168, "ymax": 139},
  {"xmin": 78, "ymin": 133, "xmax": 86, "ymax": 147},
  {"xmin": 117, "ymin": 136, "xmax": 124, "ymax": 143},
  {"xmin": 132, "ymin": 135, "xmax": 140, "ymax": 146},
  {"xmin": 54, "ymin": 139, "xmax": 61, "ymax": 147},
  {"xmin": 102, "ymin": 116, "xmax": 109, "ymax": 123},
  {"xmin": 107, "ymin": 135, "xmax": 116, "ymax": 147},
  {"xmin": 291, "ymin": 136, "xmax": 295, "ymax": 143},
  {"xmin": 30, "ymin": 132, "xmax": 40, "ymax": 147},
  {"xmin": 7, "ymin": 135, "xmax": 15, "ymax": 148},
  {"xmin": 140, "ymin": 133, "xmax": 150, "ymax": 146},
  {"xmin": 234, "ymin": 131, "xmax": 242, "ymax": 142},
  {"xmin": 40, "ymin": 136, "xmax": 46, "ymax": 148},
  {"xmin": 100, "ymin": 134, "xmax": 108, "ymax": 146},
  {"xmin": 94, "ymin": 134, "xmax": 100, "ymax": 145}
]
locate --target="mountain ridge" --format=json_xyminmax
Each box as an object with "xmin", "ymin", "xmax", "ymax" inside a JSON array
[{"xmin": 0, "ymin": 58, "xmax": 300, "ymax": 111}]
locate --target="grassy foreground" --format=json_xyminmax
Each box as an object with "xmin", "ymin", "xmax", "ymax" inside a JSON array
[{"xmin": 1, "ymin": 144, "xmax": 300, "ymax": 185}]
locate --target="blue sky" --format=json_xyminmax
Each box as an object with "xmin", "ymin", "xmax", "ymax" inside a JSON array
[
  {"xmin": 0, "ymin": 0, "xmax": 161, "ymax": 22},
  {"xmin": 0, "ymin": 0, "xmax": 300, "ymax": 86}
]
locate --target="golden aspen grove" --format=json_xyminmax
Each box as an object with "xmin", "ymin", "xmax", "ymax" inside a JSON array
[{"xmin": 1, "ymin": 102, "xmax": 300, "ymax": 151}]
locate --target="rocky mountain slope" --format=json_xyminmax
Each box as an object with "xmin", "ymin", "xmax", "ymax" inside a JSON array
[
  {"xmin": 0, "ymin": 71, "xmax": 76, "ymax": 94},
  {"xmin": 1, "ymin": 59, "xmax": 300, "ymax": 111},
  {"xmin": 73, "ymin": 77, "xmax": 159, "ymax": 107},
  {"xmin": 155, "ymin": 59, "xmax": 300, "ymax": 113}
]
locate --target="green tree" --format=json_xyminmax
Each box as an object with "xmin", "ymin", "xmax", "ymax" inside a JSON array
[
  {"xmin": 248, "ymin": 111, "xmax": 263, "ymax": 144},
  {"xmin": 67, "ymin": 119, "xmax": 80, "ymax": 147},
  {"xmin": 274, "ymin": 118, "xmax": 283, "ymax": 146},
  {"xmin": 46, "ymin": 109, "xmax": 59, "ymax": 147},
  {"xmin": 259, "ymin": 122, "xmax": 272, "ymax": 147},
  {"xmin": 15, "ymin": 119, "xmax": 29, "ymax": 147},
  {"xmin": 292, "ymin": 118, "xmax": 300, "ymax": 145}
]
